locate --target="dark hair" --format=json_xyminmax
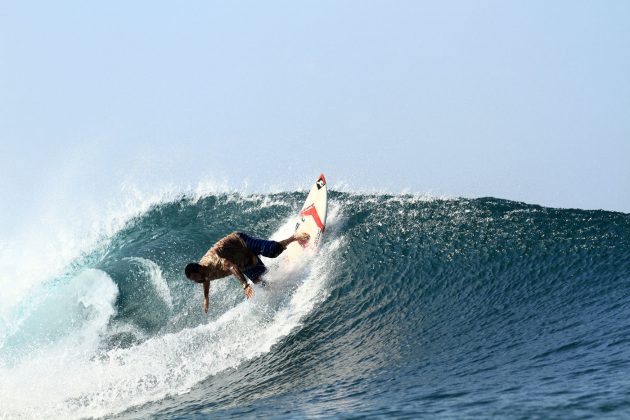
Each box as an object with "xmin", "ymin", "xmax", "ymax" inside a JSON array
[{"xmin": 185, "ymin": 262, "xmax": 203, "ymax": 280}]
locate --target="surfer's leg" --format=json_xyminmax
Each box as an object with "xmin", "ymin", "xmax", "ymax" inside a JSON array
[{"xmin": 237, "ymin": 232, "xmax": 285, "ymax": 258}]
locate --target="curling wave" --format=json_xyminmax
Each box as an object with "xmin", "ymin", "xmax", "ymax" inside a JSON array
[{"xmin": 1, "ymin": 192, "xmax": 629, "ymax": 418}]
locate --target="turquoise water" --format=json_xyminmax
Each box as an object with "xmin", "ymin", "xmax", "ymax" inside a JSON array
[{"xmin": 1, "ymin": 192, "xmax": 629, "ymax": 418}]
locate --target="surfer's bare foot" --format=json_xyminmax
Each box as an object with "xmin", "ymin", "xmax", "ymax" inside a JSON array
[
  {"xmin": 279, "ymin": 232, "xmax": 310, "ymax": 249},
  {"xmin": 295, "ymin": 232, "xmax": 310, "ymax": 242}
]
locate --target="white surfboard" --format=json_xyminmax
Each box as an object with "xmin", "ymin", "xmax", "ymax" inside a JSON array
[{"xmin": 285, "ymin": 173, "xmax": 328, "ymax": 262}]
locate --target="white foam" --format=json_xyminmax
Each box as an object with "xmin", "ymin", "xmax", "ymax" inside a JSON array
[{"xmin": 0, "ymin": 269, "xmax": 118, "ymax": 411}]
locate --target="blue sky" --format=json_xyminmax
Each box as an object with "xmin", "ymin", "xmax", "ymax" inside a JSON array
[{"xmin": 1, "ymin": 0, "xmax": 629, "ymax": 232}]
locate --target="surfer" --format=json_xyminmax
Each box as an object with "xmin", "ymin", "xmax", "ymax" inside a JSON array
[{"xmin": 185, "ymin": 231, "xmax": 310, "ymax": 312}]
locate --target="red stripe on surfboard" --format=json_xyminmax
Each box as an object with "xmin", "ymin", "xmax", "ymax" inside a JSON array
[{"xmin": 300, "ymin": 204, "xmax": 325, "ymax": 233}]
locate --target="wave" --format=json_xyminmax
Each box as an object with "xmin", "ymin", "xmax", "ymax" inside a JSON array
[{"xmin": 1, "ymin": 192, "xmax": 629, "ymax": 418}]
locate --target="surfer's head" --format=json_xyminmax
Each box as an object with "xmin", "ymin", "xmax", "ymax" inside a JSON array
[{"xmin": 185, "ymin": 262, "xmax": 204, "ymax": 283}]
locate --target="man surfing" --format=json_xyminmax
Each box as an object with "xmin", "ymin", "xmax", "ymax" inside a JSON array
[{"xmin": 185, "ymin": 231, "xmax": 309, "ymax": 313}]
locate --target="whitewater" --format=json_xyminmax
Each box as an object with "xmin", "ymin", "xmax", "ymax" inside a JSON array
[{"xmin": 1, "ymin": 188, "xmax": 629, "ymax": 418}]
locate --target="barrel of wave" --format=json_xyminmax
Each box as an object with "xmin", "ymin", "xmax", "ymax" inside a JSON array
[{"xmin": 284, "ymin": 173, "xmax": 328, "ymax": 265}]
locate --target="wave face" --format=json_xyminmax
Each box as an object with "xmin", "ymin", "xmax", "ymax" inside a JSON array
[{"xmin": 1, "ymin": 192, "xmax": 629, "ymax": 418}]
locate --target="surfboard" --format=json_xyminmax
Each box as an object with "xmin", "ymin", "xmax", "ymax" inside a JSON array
[{"xmin": 285, "ymin": 173, "xmax": 328, "ymax": 262}]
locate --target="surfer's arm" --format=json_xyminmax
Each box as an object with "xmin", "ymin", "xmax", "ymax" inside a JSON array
[
  {"xmin": 220, "ymin": 258, "xmax": 254, "ymax": 299},
  {"xmin": 203, "ymin": 280, "xmax": 210, "ymax": 313}
]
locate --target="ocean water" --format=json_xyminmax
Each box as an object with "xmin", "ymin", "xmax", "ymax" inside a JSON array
[{"xmin": 1, "ymin": 191, "xmax": 629, "ymax": 419}]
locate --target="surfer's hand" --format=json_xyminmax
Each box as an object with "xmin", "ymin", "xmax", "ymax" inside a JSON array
[
  {"xmin": 203, "ymin": 297, "xmax": 209, "ymax": 313},
  {"xmin": 244, "ymin": 285, "xmax": 254, "ymax": 299}
]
